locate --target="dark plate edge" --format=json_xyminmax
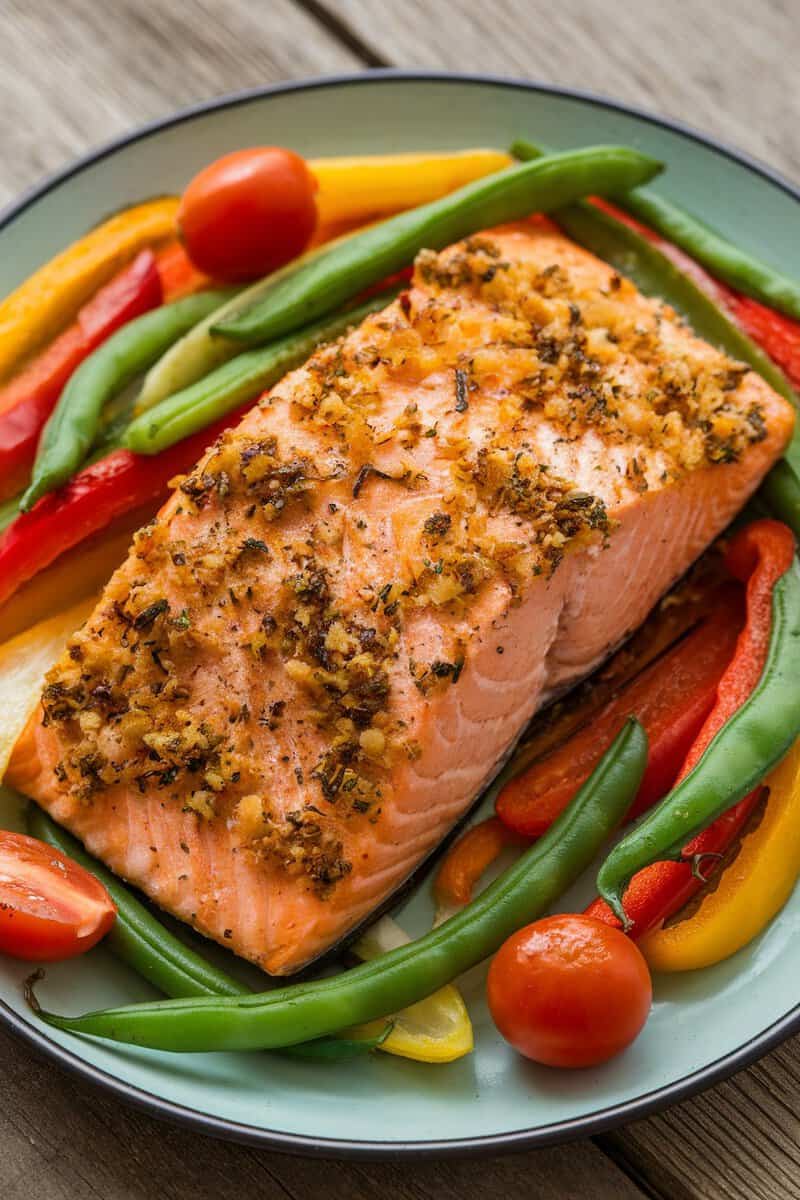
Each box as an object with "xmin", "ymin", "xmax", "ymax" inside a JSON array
[{"xmin": 1, "ymin": 67, "xmax": 799, "ymax": 1160}]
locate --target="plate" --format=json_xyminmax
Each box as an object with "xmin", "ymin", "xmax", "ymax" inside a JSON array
[{"xmin": 2, "ymin": 71, "xmax": 799, "ymax": 1158}]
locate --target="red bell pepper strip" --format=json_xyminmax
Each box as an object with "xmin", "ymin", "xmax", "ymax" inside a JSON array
[
  {"xmin": 155, "ymin": 241, "xmax": 213, "ymax": 302},
  {"xmin": 585, "ymin": 519, "xmax": 796, "ymax": 937},
  {"xmin": 495, "ymin": 595, "xmax": 743, "ymax": 837},
  {"xmin": 0, "ymin": 401, "xmax": 250, "ymax": 610},
  {"xmin": 0, "ymin": 251, "xmax": 162, "ymax": 500},
  {"xmin": 724, "ymin": 296, "xmax": 800, "ymax": 391}
]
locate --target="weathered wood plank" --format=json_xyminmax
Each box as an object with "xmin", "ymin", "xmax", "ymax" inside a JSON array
[
  {"xmin": 324, "ymin": 0, "xmax": 800, "ymax": 183},
  {"xmin": 319, "ymin": 6, "xmax": 800, "ymax": 1195},
  {"xmin": 0, "ymin": 1026, "xmax": 648, "ymax": 1200},
  {"xmin": 602, "ymin": 1036, "xmax": 800, "ymax": 1200},
  {"xmin": 1, "ymin": 2, "xmax": 799, "ymax": 1198},
  {"xmin": 0, "ymin": 0, "xmax": 360, "ymax": 208}
]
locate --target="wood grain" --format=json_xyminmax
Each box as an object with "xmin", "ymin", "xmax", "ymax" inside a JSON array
[
  {"xmin": 0, "ymin": 1025, "xmax": 648, "ymax": 1200},
  {"xmin": 1, "ymin": 1, "xmax": 800, "ymax": 1197},
  {"xmin": 0, "ymin": 0, "xmax": 359, "ymax": 208},
  {"xmin": 323, "ymin": 0, "xmax": 800, "ymax": 183}
]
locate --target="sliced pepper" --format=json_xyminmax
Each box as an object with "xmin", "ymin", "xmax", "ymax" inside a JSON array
[
  {"xmin": 640, "ymin": 741, "xmax": 800, "ymax": 970},
  {"xmin": 309, "ymin": 149, "xmax": 513, "ymax": 226},
  {"xmin": 0, "ymin": 402, "xmax": 250, "ymax": 610},
  {"xmin": 0, "ymin": 197, "xmax": 178, "ymax": 383},
  {"xmin": 496, "ymin": 596, "xmax": 743, "ymax": 837},
  {"xmin": 0, "ymin": 513, "xmax": 144, "ymax": 643},
  {"xmin": 586, "ymin": 519, "xmax": 796, "ymax": 937},
  {"xmin": 155, "ymin": 241, "xmax": 213, "ymax": 302},
  {"xmin": 434, "ymin": 817, "xmax": 528, "ymax": 908},
  {"xmin": 0, "ymin": 251, "xmax": 163, "ymax": 501}
]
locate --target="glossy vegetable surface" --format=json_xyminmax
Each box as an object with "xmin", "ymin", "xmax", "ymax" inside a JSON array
[
  {"xmin": 641, "ymin": 740, "xmax": 800, "ymax": 970},
  {"xmin": 309, "ymin": 148, "xmax": 513, "ymax": 224},
  {"xmin": 134, "ymin": 234, "xmax": 356, "ymax": 413},
  {"xmin": 0, "ymin": 404, "xmax": 250, "ymax": 609},
  {"xmin": 21, "ymin": 289, "xmax": 233, "ymax": 509},
  {"xmin": 178, "ymin": 148, "xmax": 318, "ymax": 282},
  {"xmin": 597, "ymin": 524, "xmax": 800, "ymax": 928},
  {"xmin": 620, "ymin": 188, "xmax": 800, "ymax": 321},
  {"xmin": 0, "ymin": 830, "xmax": 115, "ymax": 961},
  {"xmin": 487, "ymin": 914, "xmax": 652, "ymax": 1067},
  {"xmin": 213, "ymin": 146, "xmax": 662, "ymax": 344},
  {"xmin": 31, "ymin": 721, "xmax": 648, "ymax": 1052},
  {"xmin": 0, "ymin": 197, "xmax": 178, "ymax": 383},
  {"xmin": 0, "ymin": 250, "xmax": 163, "ymax": 501},
  {"xmin": 496, "ymin": 600, "xmax": 742, "ymax": 837}
]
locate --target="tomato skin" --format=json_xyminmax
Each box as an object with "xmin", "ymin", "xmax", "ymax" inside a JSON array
[
  {"xmin": 178, "ymin": 148, "xmax": 318, "ymax": 282},
  {"xmin": 487, "ymin": 914, "xmax": 652, "ymax": 1068},
  {"xmin": 0, "ymin": 831, "xmax": 115, "ymax": 961}
]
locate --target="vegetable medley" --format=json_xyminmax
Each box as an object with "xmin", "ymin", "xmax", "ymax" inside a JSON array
[{"xmin": 1, "ymin": 137, "xmax": 800, "ymax": 1071}]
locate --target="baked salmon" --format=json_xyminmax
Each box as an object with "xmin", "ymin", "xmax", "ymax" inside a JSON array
[{"xmin": 6, "ymin": 222, "xmax": 794, "ymax": 975}]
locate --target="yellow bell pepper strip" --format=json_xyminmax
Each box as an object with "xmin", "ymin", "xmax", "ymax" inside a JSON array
[
  {"xmin": 349, "ymin": 916, "xmax": 474, "ymax": 1063},
  {"xmin": 0, "ymin": 197, "xmax": 179, "ymax": 383},
  {"xmin": 0, "ymin": 596, "xmax": 96, "ymax": 781},
  {"xmin": 309, "ymin": 148, "xmax": 513, "ymax": 226},
  {"xmin": 641, "ymin": 741, "xmax": 800, "ymax": 971}
]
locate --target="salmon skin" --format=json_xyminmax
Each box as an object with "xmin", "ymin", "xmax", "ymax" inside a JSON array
[{"xmin": 7, "ymin": 223, "xmax": 793, "ymax": 975}]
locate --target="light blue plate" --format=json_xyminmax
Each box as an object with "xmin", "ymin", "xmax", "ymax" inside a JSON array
[{"xmin": 2, "ymin": 72, "xmax": 799, "ymax": 1157}]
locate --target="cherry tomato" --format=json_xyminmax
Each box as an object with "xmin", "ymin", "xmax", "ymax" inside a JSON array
[
  {"xmin": 0, "ymin": 831, "xmax": 116, "ymax": 961},
  {"xmin": 178, "ymin": 147, "xmax": 318, "ymax": 282},
  {"xmin": 487, "ymin": 914, "xmax": 652, "ymax": 1068}
]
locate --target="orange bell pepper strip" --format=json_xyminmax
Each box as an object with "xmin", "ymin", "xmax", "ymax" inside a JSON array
[
  {"xmin": 0, "ymin": 251, "xmax": 163, "ymax": 501},
  {"xmin": 434, "ymin": 818, "xmax": 528, "ymax": 907},
  {"xmin": 585, "ymin": 518, "xmax": 797, "ymax": 938},
  {"xmin": 641, "ymin": 740, "xmax": 800, "ymax": 970},
  {"xmin": 0, "ymin": 401, "xmax": 250, "ymax": 611},
  {"xmin": 495, "ymin": 595, "xmax": 743, "ymax": 838},
  {"xmin": 0, "ymin": 196, "xmax": 178, "ymax": 383}
]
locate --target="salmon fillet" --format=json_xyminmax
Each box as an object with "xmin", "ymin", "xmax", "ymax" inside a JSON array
[{"xmin": 7, "ymin": 223, "xmax": 793, "ymax": 975}]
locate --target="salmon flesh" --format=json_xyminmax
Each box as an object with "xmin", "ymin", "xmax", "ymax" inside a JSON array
[{"xmin": 7, "ymin": 223, "xmax": 793, "ymax": 974}]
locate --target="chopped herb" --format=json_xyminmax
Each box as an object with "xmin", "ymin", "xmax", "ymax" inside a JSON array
[{"xmin": 454, "ymin": 368, "xmax": 469, "ymax": 412}]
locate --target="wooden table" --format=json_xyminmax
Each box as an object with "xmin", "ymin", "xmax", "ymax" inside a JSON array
[{"xmin": 1, "ymin": 2, "xmax": 799, "ymax": 1195}]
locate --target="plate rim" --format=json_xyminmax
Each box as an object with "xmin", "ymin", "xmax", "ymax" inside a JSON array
[{"xmin": 2, "ymin": 67, "xmax": 799, "ymax": 1160}]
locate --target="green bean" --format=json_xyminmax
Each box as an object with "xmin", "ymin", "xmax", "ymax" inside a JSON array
[
  {"xmin": 620, "ymin": 189, "xmax": 800, "ymax": 321},
  {"xmin": 27, "ymin": 803, "xmax": 246, "ymax": 998},
  {"xmin": 213, "ymin": 147, "xmax": 662, "ymax": 346},
  {"xmin": 556, "ymin": 201, "xmax": 800, "ymax": 533},
  {"xmin": 598, "ymin": 560, "xmax": 800, "ymax": 927},
  {"xmin": 511, "ymin": 142, "xmax": 800, "ymax": 535},
  {"xmin": 21, "ymin": 290, "xmax": 234, "ymax": 511},
  {"xmin": 125, "ymin": 290, "xmax": 399, "ymax": 456},
  {"xmin": 27, "ymin": 803, "xmax": 387, "ymax": 1060},
  {"xmin": 31, "ymin": 720, "xmax": 648, "ymax": 1052},
  {"xmin": 135, "ymin": 232, "xmax": 359, "ymax": 413},
  {"xmin": 554, "ymin": 200, "xmax": 796, "ymax": 405},
  {"xmin": 279, "ymin": 1025, "xmax": 392, "ymax": 1062},
  {"xmin": 509, "ymin": 137, "xmax": 800, "ymax": 321}
]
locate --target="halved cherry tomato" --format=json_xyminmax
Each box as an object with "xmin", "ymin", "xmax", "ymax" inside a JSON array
[
  {"xmin": 0, "ymin": 830, "xmax": 115, "ymax": 961},
  {"xmin": 487, "ymin": 914, "xmax": 652, "ymax": 1068},
  {"xmin": 178, "ymin": 147, "xmax": 318, "ymax": 282}
]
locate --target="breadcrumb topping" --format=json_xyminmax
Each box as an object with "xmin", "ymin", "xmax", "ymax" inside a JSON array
[{"xmin": 40, "ymin": 228, "xmax": 768, "ymax": 894}]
